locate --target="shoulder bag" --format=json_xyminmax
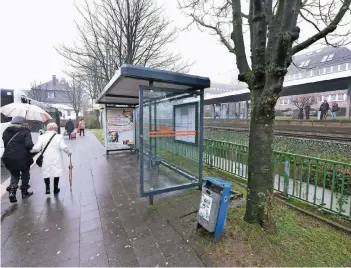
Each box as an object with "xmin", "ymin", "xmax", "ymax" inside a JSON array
[{"xmin": 36, "ymin": 133, "xmax": 56, "ymax": 167}]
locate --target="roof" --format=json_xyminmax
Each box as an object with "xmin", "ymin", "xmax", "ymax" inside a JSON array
[
  {"xmin": 38, "ymin": 78, "xmax": 69, "ymax": 91},
  {"xmin": 289, "ymin": 47, "xmax": 351, "ymax": 73},
  {"xmin": 96, "ymin": 64, "xmax": 211, "ymax": 105}
]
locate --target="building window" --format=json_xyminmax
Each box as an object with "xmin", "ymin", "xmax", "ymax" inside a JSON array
[
  {"xmin": 318, "ymin": 96, "xmax": 323, "ymax": 102},
  {"xmin": 325, "ymin": 66, "xmax": 332, "ymax": 74},
  {"xmin": 331, "ymin": 94, "xmax": 337, "ymax": 101},
  {"xmin": 321, "ymin": 53, "xmax": 334, "ymax": 62},
  {"xmin": 47, "ymin": 92, "xmax": 55, "ymax": 99},
  {"xmin": 67, "ymin": 111, "xmax": 71, "ymax": 116},
  {"xmin": 298, "ymin": 59, "xmax": 311, "ymax": 67},
  {"xmin": 279, "ymin": 99, "xmax": 289, "ymax": 105},
  {"xmin": 336, "ymin": 94, "xmax": 345, "ymax": 101}
]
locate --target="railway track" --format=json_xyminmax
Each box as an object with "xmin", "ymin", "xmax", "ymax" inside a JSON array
[{"xmin": 205, "ymin": 126, "xmax": 351, "ymax": 143}]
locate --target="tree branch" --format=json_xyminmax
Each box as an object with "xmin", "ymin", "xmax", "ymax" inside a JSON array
[{"xmin": 292, "ymin": 0, "xmax": 351, "ymax": 54}]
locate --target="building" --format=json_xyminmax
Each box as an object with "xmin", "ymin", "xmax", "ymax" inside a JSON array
[
  {"xmin": 276, "ymin": 46, "xmax": 351, "ymax": 113},
  {"xmin": 203, "ymin": 46, "xmax": 351, "ymax": 119},
  {"xmin": 26, "ymin": 75, "xmax": 88, "ymax": 120}
]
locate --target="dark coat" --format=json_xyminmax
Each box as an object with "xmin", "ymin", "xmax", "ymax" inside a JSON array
[
  {"xmin": 2, "ymin": 125, "xmax": 34, "ymax": 171},
  {"xmin": 65, "ymin": 120, "xmax": 75, "ymax": 133}
]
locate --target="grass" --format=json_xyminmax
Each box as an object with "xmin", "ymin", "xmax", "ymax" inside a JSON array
[
  {"xmin": 180, "ymin": 203, "xmax": 351, "ymax": 267},
  {"xmin": 89, "ymin": 128, "xmax": 104, "ymax": 143}
]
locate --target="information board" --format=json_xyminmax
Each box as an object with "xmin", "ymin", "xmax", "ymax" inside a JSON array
[
  {"xmin": 174, "ymin": 103, "xmax": 197, "ymax": 144},
  {"xmin": 106, "ymin": 108, "xmax": 134, "ymax": 150}
]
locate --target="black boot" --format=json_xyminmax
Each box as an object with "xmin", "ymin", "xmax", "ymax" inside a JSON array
[
  {"xmin": 8, "ymin": 187, "xmax": 17, "ymax": 203},
  {"xmin": 54, "ymin": 177, "xmax": 60, "ymax": 194},
  {"xmin": 44, "ymin": 178, "xmax": 50, "ymax": 194},
  {"xmin": 21, "ymin": 188, "xmax": 33, "ymax": 199}
]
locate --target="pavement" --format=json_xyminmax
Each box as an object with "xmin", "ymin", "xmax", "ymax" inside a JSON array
[{"xmin": 1, "ymin": 130, "xmax": 204, "ymax": 267}]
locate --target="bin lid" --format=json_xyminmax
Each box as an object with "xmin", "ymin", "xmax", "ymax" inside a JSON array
[{"xmin": 205, "ymin": 176, "xmax": 232, "ymax": 188}]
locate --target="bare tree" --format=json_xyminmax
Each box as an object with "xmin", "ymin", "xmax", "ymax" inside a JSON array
[
  {"xmin": 179, "ymin": 0, "xmax": 351, "ymax": 231},
  {"xmin": 291, "ymin": 94, "xmax": 316, "ymax": 109},
  {"xmin": 25, "ymin": 81, "xmax": 48, "ymax": 102},
  {"xmin": 57, "ymin": 0, "xmax": 192, "ymax": 98},
  {"xmin": 63, "ymin": 75, "xmax": 87, "ymax": 124}
]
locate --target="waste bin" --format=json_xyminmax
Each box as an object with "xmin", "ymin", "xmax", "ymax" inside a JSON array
[{"xmin": 197, "ymin": 177, "xmax": 232, "ymax": 243}]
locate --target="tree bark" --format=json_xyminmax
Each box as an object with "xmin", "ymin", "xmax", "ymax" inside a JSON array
[
  {"xmin": 75, "ymin": 111, "xmax": 80, "ymax": 127},
  {"xmin": 244, "ymin": 88, "xmax": 276, "ymax": 233}
]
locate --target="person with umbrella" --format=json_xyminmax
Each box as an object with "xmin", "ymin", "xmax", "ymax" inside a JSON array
[
  {"xmin": 31, "ymin": 123, "xmax": 71, "ymax": 194},
  {"xmin": 2, "ymin": 116, "xmax": 34, "ymax": 203},
  {"xmin": 65, "ymin": 118, "xmax": 75, "ymax": 139}
]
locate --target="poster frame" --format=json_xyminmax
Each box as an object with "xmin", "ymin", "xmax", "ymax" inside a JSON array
[
  {"xmin": 173, "ymin": 101, "xmax": 199, "ymax": 147},
  {"xmin": 104, "ymin": 105, "xmax": 136, "ymax": 155}
]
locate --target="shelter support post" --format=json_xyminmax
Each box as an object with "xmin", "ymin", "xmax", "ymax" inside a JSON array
[
  {"xmin": 245, "ymin": 100, "xmax": 249, "ymax": 119},
  {"xmin": 104, "ymin": 104, "xmax": 108, "ymax": 155},
  {"xmin": 346, "ymin": 84, "xmax": 351, "ymax": 119},
  {"xmin": 198, "ymin": 90, "xmax": 205, "ymax": 190},
  {"xmin": 212, "ymin": 104, "xmax": 216, "ymax": 119},
  {"xmin": 138, "ymin": 86, "xmax": 144, "ymax": 196}
]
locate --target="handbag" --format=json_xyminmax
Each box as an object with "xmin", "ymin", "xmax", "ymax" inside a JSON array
[{"xmin": 36, "ymin": 133, "xmax": 56, "ymax": 167}]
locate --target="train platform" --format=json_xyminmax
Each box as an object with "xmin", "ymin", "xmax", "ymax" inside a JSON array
[{"xmin": 1, "ymin": 131, "xmax": 203, "ymax": 267}]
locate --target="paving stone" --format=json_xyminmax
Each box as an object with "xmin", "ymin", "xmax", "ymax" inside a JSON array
[
  {"xmin": 80, "ymin": 217, "xmax": 102, "ymax": 234},
  {"xmin": 137, "ymin": 251, "xmax": 168, "ymax": 267},
  {"xmin": 80, "ymin": 227, "xmax": 104, "ymax": 246},
  {"xmin": 166, "ymin": 247, "xmax": 204, "ymax": 267},
  {"xmin": 80, "ymin": 209, "xmax": 100, "ymax": 222},
  {"xmin": 105, "ymin": 239, "xmax": 137, "ymax": 264}
]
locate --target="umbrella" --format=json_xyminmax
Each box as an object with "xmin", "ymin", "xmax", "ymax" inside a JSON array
[
  {"xmin": 68, "ymin": 154, "xmax": 73, "ymax": 192},
  {"xmin": 1, "ymin": 103, "xmax": 52, "ymax": 122}
]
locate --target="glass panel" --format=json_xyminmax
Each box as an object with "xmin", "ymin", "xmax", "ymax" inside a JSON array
[{"xmin": 140, "ymin": 89, "xmax": 201, "ymax": 195}]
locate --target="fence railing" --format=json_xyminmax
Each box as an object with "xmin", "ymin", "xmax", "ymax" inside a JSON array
[{"xmin": 154, "ymin": 137, "xmax": 351, "ymax": 219}]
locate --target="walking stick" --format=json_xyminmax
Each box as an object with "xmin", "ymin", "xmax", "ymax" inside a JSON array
[{"xmin": 68, "ymin": 154, "xmax": 73, "ymax": 192}]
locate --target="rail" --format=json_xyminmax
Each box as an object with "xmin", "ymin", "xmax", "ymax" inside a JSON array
[{"xmin": 153, "ymin": 137, "xmax": 351, "ymax": 219}]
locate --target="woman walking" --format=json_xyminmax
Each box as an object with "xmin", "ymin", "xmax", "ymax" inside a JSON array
[
  {"xmin": 2, "ymin": 116, "xmax": 34, "ymax": 203},
  {"xmin": 31, "ymin": 122, "xmax": 71, "ymax": 194},
  {"xmin": 78, "ymin": 118, "xmax": 85, "ymax": 137},
  {"xmin": 65, "ymin": 118, "xmax": 75, "ymax": 139}
]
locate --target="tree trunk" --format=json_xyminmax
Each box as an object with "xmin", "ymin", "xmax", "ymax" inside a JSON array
[
  {"xmin": 75, "ymin": 111, "xmax": 79, "ymax": 128},
  {"xmin": 244, "ymin": 89, "xmax": 277, "ymax": 233}
]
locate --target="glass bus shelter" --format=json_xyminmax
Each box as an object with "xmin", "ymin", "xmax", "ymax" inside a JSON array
[{"xmin": 96, "ymin": 64, "xmax": 210, "ymax": 204}]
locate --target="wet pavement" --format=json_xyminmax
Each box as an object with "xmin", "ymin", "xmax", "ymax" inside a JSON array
[{"xmin": 1, "ymin": 131, "xmax": 203, "ymax": 267}]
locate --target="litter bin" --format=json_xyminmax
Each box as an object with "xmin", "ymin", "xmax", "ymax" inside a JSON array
[{"xmin": 197, "ymin": 177, "xmax": 232, "ymax": 243}]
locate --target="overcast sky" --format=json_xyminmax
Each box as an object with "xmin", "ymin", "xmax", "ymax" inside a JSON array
[{"xmin": 0, "ymin": 0, "xmax": 348, "ymax": 90}]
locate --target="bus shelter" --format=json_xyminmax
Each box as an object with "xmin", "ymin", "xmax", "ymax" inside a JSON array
[{"xmin": 96, "ymin": 64, "xmax": 210, "ymax": 204}]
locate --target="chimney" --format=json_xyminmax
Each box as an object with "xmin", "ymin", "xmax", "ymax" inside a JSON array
[{"xmin": 52, "ymin": 75, "xmax": 57, "ymax": 87}]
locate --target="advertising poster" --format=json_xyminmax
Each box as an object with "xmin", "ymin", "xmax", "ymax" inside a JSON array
[
  {"xmin": 174, "ymin": 103, "xmax": 196, "ymax": 144},
  {"xmin": 106, "ymin": 108, "xmax": 134, "ymax": 150}
]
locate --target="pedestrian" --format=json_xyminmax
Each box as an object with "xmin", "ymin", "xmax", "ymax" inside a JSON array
[
  {"xmin": 319, "ymin": 102, "xmax": 324, "ymax": 120},
  {"xmin": 2, "ymin": 116, "xmax": 34, "ymax": 203},
  {"xmin": 322, "ymin": 100, "xmax": 330, "ymax": 120},
  {"xmin": 65, "ymin": 118, "xmax": 75, "ymax": 139},
  {"xmin": 304, "ymin": 104, "xmax": 311, "ymax": 120},
  {"xmin": 331, "ymin": 101, "xmax": 339, "ymax": 120},
  {"xmin": 31, "ymin": 122, "xmax": 71, "ymax": 194},
  {"xmin": 78, "ymin": 118, "xmax": 85, "ymax": 137}
]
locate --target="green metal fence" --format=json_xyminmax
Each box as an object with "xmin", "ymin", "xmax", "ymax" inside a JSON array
[{"xmin": 154, "ymin": 137, "xmax": 351, "ymax": 219}]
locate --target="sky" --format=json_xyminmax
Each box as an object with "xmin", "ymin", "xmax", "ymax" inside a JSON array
[{"xmin": 0, "ymin": 0, "xmax": 348, "ymax": 90}]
